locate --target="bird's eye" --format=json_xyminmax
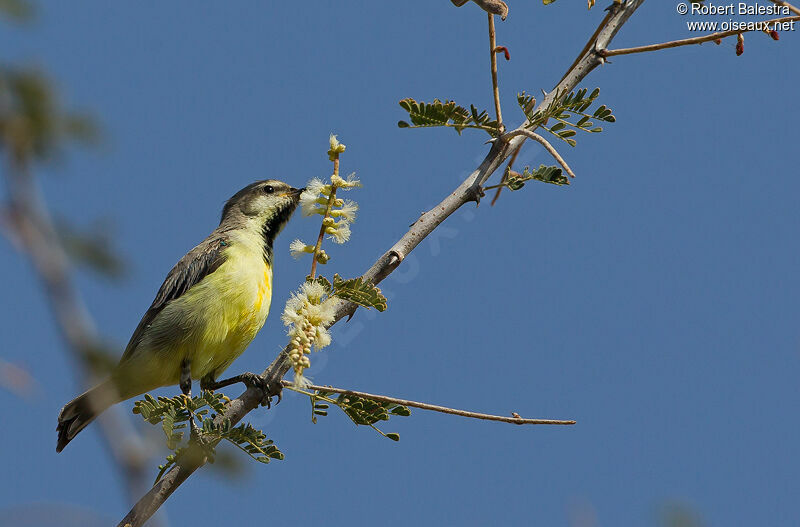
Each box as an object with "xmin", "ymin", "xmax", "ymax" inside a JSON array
[{"xmin": 263, "ymin": 185, "xmax": 275, "ymax": 194}]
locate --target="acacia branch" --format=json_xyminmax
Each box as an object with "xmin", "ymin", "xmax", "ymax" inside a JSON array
[
  {"xmin": 488, "ymin": 13, "xmax": 503, "ymax": 130},
  {"xmin": 118, "ymin": 2, "xmax": 645, "ymax": 525},
  {"xmin": 451, "ymin": 0, "xmax": 509, "ymax": 20},
  {"xmin": 285, "ymin": 381, "xmax": 576, "ymax": 426},
  {"xmin": 771, "ymin": 1, "xmax": 800, "ymax": 16},
  {"xmin": 600, "ymin": 15, "xmax": 800, "ymax": 57},
  {"xmin": 502, "ymin": 129, "xmax": 578, "ymax": 179}
]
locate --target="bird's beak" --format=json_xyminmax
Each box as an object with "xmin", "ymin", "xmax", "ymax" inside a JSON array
[{"xmin": 290, "ymin": 187, "xmax": 305, "ymax": 198}]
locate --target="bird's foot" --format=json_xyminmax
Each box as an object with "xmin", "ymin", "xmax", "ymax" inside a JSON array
[
  {"xmin": 201, "ymin": 371, "xmax": 282, "ymax": 408},
  {"xmin": 199, "ymin": 374, "xmax": 217, "ymax": 393},
  {"xmin": 238, "ymin": 372, "xmax": 282, "ymax": 408}
]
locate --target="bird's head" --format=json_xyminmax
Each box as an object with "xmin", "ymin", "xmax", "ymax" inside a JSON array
[{"xmin": 220, "ymin": 179, "xmax": 304, "ymax": 246}]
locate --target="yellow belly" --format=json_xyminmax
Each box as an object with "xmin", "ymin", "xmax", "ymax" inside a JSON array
[
  {"xmin": 115, "ymin": 245, "xmax": 273, "ymax": 395},
  {"xmin": 184, "ymin": 254, "xmax": 273, "ymax": 379}
]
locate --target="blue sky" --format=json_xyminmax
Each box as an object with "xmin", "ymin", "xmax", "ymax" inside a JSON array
[{"xmin": 2, "ymin": 2, "xmax": 799, "ymax": 526}]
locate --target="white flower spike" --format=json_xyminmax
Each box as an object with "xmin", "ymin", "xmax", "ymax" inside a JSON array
[{"xmin": 282, "ymin": 280, "xmax": 337, "ymax": 384}]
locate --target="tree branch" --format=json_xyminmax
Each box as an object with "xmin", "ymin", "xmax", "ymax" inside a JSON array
[
  {"xmin": 284, "ymin": 381, "xmax": 576, "ymax": 426},
  {"xmin": 451, "ymin": 0, "xmax": 509, "ymax": 20},
  {"xmin": 118, "ymin": 2, "xmax": 645, "ymax": 525},
  {"xmin": 2, "ymin": 161, "xmax": 162, "ymax": 522},
  {"xmin": 771, "ymin": 0, "xmax": 800, "ymax": 16},
  {"xmin": 488, "ymin": 13, "xmax": 503, "ymax": 130},
  {"xmin": 600, "ymin": 15, "xmax": 800, "ymax": 57},
  {"xmin": 502, "ymin": 129, "xmax": 577, "ymax": 179}
]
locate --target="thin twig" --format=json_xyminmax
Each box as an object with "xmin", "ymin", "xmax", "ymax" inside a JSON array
[
  {"xmin": 490, "ymin": 144, "xmax": 520, "ymax": 206},
  {"xmin": 771, "ymin": 0, "xmax": 800, "ymax": 16},
  {"xmin": 309, "ymin": 161, "xmax": 338, "ymax": 279},
  {"xmin": 117, "ymin": 3, "xmax": 646, "ymax": 525},
  {"xmin": 284, "ymin": 381, "xmax": 575, "ymax": 425},
  {"xmin": 488, "ymin": 13, "xmax": 503, "ymax": 130},
  {"xmin": 600, "ymin": 15, "xmax": 800, "ymax": 57},
  {"xmin": 502, "ymin": 129, "xmax": 577, "ymax": 179}
]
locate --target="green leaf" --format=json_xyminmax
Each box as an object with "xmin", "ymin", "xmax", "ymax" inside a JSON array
[
  {"xmin": 133, "ymin": 390, "xmax": 282, "ymax": 479},
  {"xmin": 516, "ymin": 91, "xmax": 539, "ymax": 124},
  {"xmin": 332, "ymin": 274, "xmax": 388, "ymax": 311},
  {"xmin": 523, "ymin": 87, "xmax": 616, "ymax": 148},
  {"xmin": 398, "ymin": 97, "xmax": 500, "ymax": 137},
  {"xmin": 390, "ymin": 406, "xmax": 411, "ymax": 416},
  {"xmin": 506, "ymin": 165, "xmax": 570, "ymax": 190},
  {"xmin": 386, "ymin": 433, "xmax": 400, "ymax": 441},
  {"xmin": 304, "ymin": 389, "xmax": 410, "ymax": 442}
]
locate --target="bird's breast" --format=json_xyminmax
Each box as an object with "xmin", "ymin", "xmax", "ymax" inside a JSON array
[{"xmin": 183, "ymin": 243, "xmax": 274, "ymax": 378}]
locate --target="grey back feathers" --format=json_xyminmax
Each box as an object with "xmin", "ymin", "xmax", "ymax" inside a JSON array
[{"xmin": 121, "ymin": 237, "xmax": 228, "ymax": 361}]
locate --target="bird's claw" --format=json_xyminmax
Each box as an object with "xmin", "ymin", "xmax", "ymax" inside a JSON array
[{"xmin": 239, "ymin": 372, "xmax": 282, "ymax": 408}]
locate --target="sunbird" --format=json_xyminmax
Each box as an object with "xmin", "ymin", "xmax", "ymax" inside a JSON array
[{"xmin": 57, "ymin": 180, "xmax": 303, "ymax": 452}]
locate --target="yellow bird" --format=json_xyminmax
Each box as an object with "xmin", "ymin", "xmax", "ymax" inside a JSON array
[{"xmin": 57, "ymin": 180, "xmax": 303, "ymax": 452}]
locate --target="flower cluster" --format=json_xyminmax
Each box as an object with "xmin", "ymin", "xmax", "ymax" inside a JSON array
[
  {"xmin": 291, "ymin": 135, "xmax": 361, "ymax": 265},
  {"xmin": 281, "ymin": 281, "xmax": 337, "ymax": 387},
  {"xmin": 283, "ymin": 134, "xmax": 362, "ymax": 385},
  {"xmin": 298, "ymin": 175, "xmax": 359, "ymax": 242}
]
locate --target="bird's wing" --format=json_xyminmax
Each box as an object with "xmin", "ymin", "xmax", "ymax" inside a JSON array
[{"xmin": 121, "ymin": 236, "xmax": 228, "ymax": 361}]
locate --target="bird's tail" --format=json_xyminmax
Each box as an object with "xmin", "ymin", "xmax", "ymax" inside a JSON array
[{"xmin": 56, "ymin": 379, "xmax": 121, "ymax": 452}]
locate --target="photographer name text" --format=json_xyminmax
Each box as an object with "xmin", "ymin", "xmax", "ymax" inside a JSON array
[{"xmin": 690, "ymin": 3, "xmax": 791, "ymax": 16}]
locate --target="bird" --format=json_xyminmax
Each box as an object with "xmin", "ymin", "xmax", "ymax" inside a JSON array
[{"xmin": 56, "ymin": 179, "xmax": 303, "ymax": 452}]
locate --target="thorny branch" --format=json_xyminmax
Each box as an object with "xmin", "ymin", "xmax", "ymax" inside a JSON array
[{"xmin": 117, "ymin": 2, "xmax": 646, "ymax": 525}]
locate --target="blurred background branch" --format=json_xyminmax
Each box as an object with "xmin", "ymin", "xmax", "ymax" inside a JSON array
[{"xmin": 0, "ymin": 3, "xmax": 165, "ymax": 524}]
